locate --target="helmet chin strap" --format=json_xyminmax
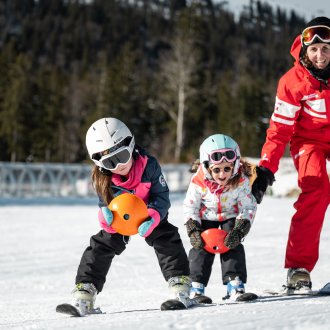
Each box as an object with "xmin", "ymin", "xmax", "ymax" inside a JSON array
[
  {"xmin": 203, "ymin": 161, "xmax": 210, "ymax": 169},
  {"xmin": 230, "ymin": 159, "xmax": 241, "ymax": 178},
  {"xmin": 132, "ymin": 147, "xmax": 139, "ymax": 160}
]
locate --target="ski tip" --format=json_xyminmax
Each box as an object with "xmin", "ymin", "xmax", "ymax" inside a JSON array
[
  {"xmin": 160, "ymin": 299, "xmax": 187, "ymax": 311},
  {"xmin": 236, "ymin": 292, "xmax": 259, "ymax": 302},
  {"xmin": 319, "ymin": 282, "xmax": 330, "ymax": 294},
  {"xmin": 192, "ymin": 295, "xmax": 213, "ymax": 304},
  {"xmin": 56, "ymin": 303, "xmax": 82, "ymax": 317}
]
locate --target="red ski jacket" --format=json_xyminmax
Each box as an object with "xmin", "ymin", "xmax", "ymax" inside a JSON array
[{"xmin": 259, "ymin": 35, "xmax": 330, "ymax": 174}]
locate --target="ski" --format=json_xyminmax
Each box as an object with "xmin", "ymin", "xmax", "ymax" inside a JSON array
[
  {"xmin": 56, "ymin": 303, "xmax": 83, "ymax": 317},
  {"xmin": 262, "ymin": 282, "xmax": 330, "ymax": 297},
  {"xmin": 192, "ymin": 295, "xmax": 213, "ymax": 304},
  {"xmin": 236, "ymin": 292, "xmax": 259, "ymax": 302},
  {"xmin": 160, "ymin": 295, "xmax": 213, "ymax": 311},
  {"xmin": 218, "ymin": 292, "xmax": 259, "ymax": 305},
  {"xmin": 160, "ymin": 299, "xmax": 187, "ymax": 310},
  {"xmin": 217, "ymin": 283, "xmax": 330, "ymax": 305},
  {"xmin": 56, "ymin": 303, "xmax": 103, "ymax": 317},
  {"xmin": 161, "ymin": 292, "xmax": 258, "ymax": 309},
  {"xmin": 57, "ymin": 283, "xmax": 330, "ymax": 315}
]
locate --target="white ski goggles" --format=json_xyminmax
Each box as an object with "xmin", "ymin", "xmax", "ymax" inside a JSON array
[
  {"xmin": 97, "ymin": 148, "xmax": 132, "ymax": 171},
  {"xmin": 92, "ymin": 137, "xmax": 133, "ymax": 171}
]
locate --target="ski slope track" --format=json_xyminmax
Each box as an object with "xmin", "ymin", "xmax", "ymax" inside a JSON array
[{"xmin": 1, "ymin": 196, "xmax": 330, "ymax": 330}]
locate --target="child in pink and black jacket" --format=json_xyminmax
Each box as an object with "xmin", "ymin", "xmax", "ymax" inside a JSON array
[{"xmin": 70, "ymin": 117, "xmax": 190, "ymax": 314}]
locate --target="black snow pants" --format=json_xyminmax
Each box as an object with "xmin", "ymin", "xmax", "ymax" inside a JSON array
[
  {"xmin": 76, "ymin": 218, "xmax": 190, "ymax": 292},
  {"xmin": 189, "ymin": 218, "xmax": 247, "ymax": 286}
]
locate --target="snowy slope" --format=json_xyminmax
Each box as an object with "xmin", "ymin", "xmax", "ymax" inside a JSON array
[{"xmin": 1, "ymin": 195, "xmax": 330, "ymax": 330}]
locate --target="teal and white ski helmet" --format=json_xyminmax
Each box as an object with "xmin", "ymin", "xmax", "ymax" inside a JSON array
[{"xmin": 199, "ymin": 134, "xmax": 241, "ymax": 176}]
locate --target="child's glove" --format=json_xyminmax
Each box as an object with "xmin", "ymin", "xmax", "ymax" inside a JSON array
[
  {"xmin": 98, "ymin": 207, "xmax": 116, "ymax": 234},
  {"xmin": 251, "ymin": 166, "xmax": 275, "ymax": 204},
  {"xmin": 185, "ymin": 219, "xmax": 204, "ymax": 249},
  {"xmin": 138, "ymin": 216, "xmax": 160, "ymax": 238},
  {"xmin": 101, "ymin": 207, "xmax": 113, "ymax": 225},
  {"xmin": 224, "ymin": 219, "xmax": 251, "ymax": 249}
]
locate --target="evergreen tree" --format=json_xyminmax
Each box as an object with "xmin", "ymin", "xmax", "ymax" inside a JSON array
[{"xmin": 0, "ymin": 0, "xmax": 308, "ymax": 162}]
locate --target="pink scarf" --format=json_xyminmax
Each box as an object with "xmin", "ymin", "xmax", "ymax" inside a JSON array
[{"xmin": 111, "ymin": 155, "xmax": 148, "ymax": 190}]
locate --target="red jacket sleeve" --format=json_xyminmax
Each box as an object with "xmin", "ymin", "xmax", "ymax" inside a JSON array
[{"xmin": 259, "ymin": 68, "xmax": 303, "ymax": 173}]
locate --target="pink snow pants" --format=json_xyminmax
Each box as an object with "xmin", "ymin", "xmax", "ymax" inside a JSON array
[{"xmin": 285, "ymin": 138, "xmax": 330, "ymax": 272}]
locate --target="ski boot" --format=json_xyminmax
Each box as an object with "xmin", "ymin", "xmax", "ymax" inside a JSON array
[
  {"xmin": 161, "ymin": 276, "xmax": 213, "ymax": 310},
  {"xmin": 189, "ymin": 281, "xmax": 213, "ymax": 304},
  {"xmin": 160, "ymin": 275, "xmax": 191, "ymax": 310},
  {"xmin": 168, "ymin": 276, "xmax": 191, "ymax": 301},
  {"xmin": 72, "ymin": 282, "xmax": 98, "ymax": 315},
  {"xmin": 286, "ymin": 268, "xmax": 312, "ymax": 293},
  {"xmin": 223, "ymin": 276, "xmax": 245, "ymax": 301},
  {"xmin": 190, "ymin": 281, "xmax": 205, "ymax": 298}
]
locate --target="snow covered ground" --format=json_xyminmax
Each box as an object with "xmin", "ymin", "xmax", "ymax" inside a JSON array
[{"xmin": 1, "ymin": 194, "xmax": 330, "ymax": 330}]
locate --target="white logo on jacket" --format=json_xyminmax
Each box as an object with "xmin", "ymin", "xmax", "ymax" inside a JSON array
[{"xmin": 159, "ymin": 174, "xmax": 167, "ymax": 187}]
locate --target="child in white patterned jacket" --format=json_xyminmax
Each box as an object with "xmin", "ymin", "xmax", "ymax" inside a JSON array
[{"xmin": 183, "ymin": 134, "xmax": 257, "ymax": 301}]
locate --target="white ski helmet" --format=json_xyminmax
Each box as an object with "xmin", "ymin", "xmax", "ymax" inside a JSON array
[
  {"xmin": 86, "ymin": 117, "xmax": 135, "ymax": 170},
  {"xmin": 199, "ymin": 134, "xmax": 241, "ymax": 176}
]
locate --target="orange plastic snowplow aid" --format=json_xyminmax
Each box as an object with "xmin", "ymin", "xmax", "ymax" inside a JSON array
[
  {"xmin": 109, "ymin": 194, "xmax": 148, "ymax": 235},
  {"xmin": 201, "ymin": 228, "xmax": 230, "ymax": 254}
]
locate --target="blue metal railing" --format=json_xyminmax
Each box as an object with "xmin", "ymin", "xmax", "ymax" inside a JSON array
[{"xmin": 0, "ymin": 162, "xmax": 192, "ymax": 198}]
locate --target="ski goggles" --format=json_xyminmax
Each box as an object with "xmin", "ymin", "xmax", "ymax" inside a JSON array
[
  {"xmin": 208, "ymin": 149, "xmax": 237, "ymax": 164},
  {"xmin": 301, "ymin": 25, "xmax": 330, "ymax": 46},
  {"xmin": 92, "ymin": 137, "xmax": 133, "ymax": 171},
  {"xmin": 210, "ymin": 166, "xmax": 233, "ymax": 174},
  {"xmin": 97, "ymin": 148, "xmax": 132, "ymax": 171}
]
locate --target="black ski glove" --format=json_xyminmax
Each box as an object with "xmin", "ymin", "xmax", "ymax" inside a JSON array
[
  {"xmin": 185, "ymin": 219, "xmax": 204, "ymax": 249},
  {"xmin": 251, "ymin": 166, "xmax": 275, "ymax": 204},
  {"xmin": 224, "ymin": 219, "xmax": 251, "ymax": 249}
]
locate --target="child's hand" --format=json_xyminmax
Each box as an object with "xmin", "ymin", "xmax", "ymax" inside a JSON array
[
  {"xmin": 224, "ymin": 218, "xmax": 251, "ymax": 249},
  {"xmin": 100, "ymin": 207, "xmax": 113, "ymax": 225},
  {"xmin": 98, "ymin": 207, "xmax": 116, "ymax": 234},
  {"xmin": 185, "ymin": 219, "xmax": 204, "ymax": 249},
  {"xmin": 138, "ymin": 217, "xmax": 160, "ymax": 237}
]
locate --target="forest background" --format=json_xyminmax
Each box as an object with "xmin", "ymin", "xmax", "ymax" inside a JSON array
[{"xmin": 0, "ymin": 0, "xmax": 307, "ymax": 164}]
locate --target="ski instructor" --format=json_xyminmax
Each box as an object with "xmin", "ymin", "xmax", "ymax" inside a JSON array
[{"xmin": 252, "ymin": 17, "xmax": 330, "ymax": 292}]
